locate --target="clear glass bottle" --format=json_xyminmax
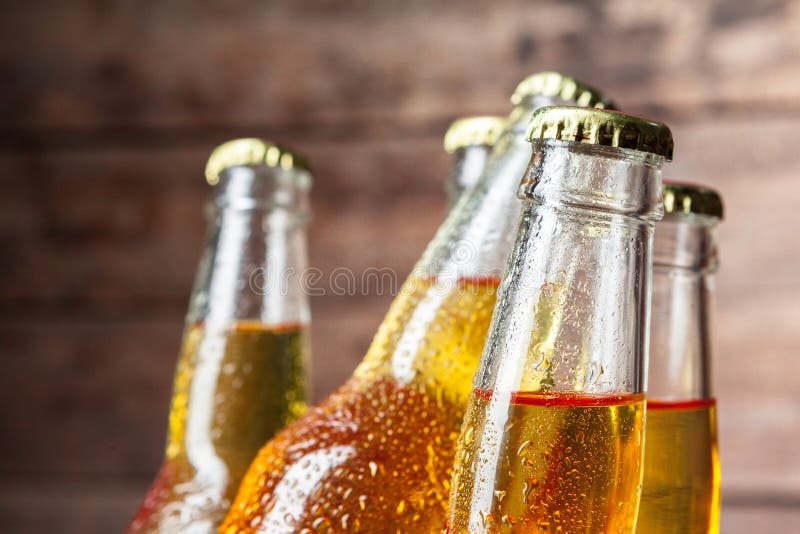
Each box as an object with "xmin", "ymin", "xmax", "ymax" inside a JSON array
[
  {"xmin": 637, "ymin": 183, "xmax": 723, "ymax": 534},
  {"xmin": 444, "ymin": 116, "xmax": 506, "ymax": 207},
  {"xmin": 221, "ymin": 72, "xmax": 612, "ymax": 534},
  {"xmin": 127, "ymin": 139, "xmax": 313, "ymax": 533},
  {"xmin": 447, "ymin": 107, "xmax": 673, "ymax": 533}
]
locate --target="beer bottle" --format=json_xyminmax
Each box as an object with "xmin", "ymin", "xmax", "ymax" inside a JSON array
[
  {"xmin": 221, "ymin": 73, "xmax": 611, "ymax": 533},
  {"xmin": 444, "ymin": 116, "xmax": 506, "ymax": 207},
  {"xmin": 447, "ymin": 107, "xmax": 672, "ymax": 533},
  {"xmin": 637, "ymin": 183, "xmax": 723, "ymax": 533},
  {"xmin": 127, "ymin": 139, "xmax": 313, "ymax": 533}
]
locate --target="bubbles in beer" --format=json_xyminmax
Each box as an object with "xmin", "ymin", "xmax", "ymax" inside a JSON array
[
  {"xmin": 128, "ymin": 322, "xmax": 308, "ymax": 533},
  {"xmin": 448, "ymin": 389, "xmax": 645, "ymax": 533},
  {"xmin": 637, "ymin": 399, "xmax": 721, "ymax": 533},
  {"xmin": 222, "ymin": 276, "xmax": 499, "ymax": 532}
]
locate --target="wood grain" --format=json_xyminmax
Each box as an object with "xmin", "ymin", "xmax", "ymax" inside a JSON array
[
  {"xmin": 3, "ymin": 117, "xmax": 799, "ymax": 302},
  {"xmin": 1, "ymin": 476, "xmax": 796, "ymax": 534},
  {"xmin": 1, "ymin": 0, "xmax": 799, "ymax": 135},
  {"xmin": 3, "ymin": 291, "xmax": 798, "ymax": 492},
  {"xmin": 2, "ymin": 0, "xmax": 799, "ymax": 531},
  {"xmin": 0, "ymin": 296, "xmax": 388, "ymax": 474},
  {"xmin": 0, "ymin": 141, "xmax": 447, "ymax": 302}
]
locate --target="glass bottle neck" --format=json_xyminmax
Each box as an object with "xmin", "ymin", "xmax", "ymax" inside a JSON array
[
  {"xmin": 476, "ymin": 141, "xmax": 664, "ymax": 395},
  {"xmin": 649, "ymin": 215, "xmax": 719, "ymax": 400},
  {"xmin": 187, "ymin": 165, "xmax": 311, "ymax": 328},
  {"xmin": 445, "ymin": 145, "xmax": 492, "ymax": 208},
  {"xmin": 416, "ymin": 96, "xmax": 567, "ymax": 281}
]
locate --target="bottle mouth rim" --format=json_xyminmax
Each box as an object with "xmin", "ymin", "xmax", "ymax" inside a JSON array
[
  {"xmin": 205, "ymin": 138, "xmax": 312, "ymax": 186},
  {"xmin": 444, "ymin": 116, "xmax": 507, "ymax": 153},
  {"xmin": 663, "ymin": 182, "xmax": 724, "ymax": 219},
  {"xmin": 518, "ymin": 139, "xmax": 665, "ymax": 222},
  {"xmin": 510, "ymin": 71, "xmax": 614, "ymax": 109}
]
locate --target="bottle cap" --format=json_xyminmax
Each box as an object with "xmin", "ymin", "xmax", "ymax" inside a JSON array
[
  {"xmin": 205, "ymin": 138, "xmax": 311, "ymax": 186},
  {"xmin": 511, "ymin": 71, "xmax": 613, "ymax": 109},
  {"xmin": 527, "ymin": 106, "xmax": 674, "ymax": 160},
  {"xmin": 663, "ymin": 182, "xmax": 723, "ymax": 219},
  {"xmin": 444, "ymin": 116, "xmax": 507, "ymax": 153}
]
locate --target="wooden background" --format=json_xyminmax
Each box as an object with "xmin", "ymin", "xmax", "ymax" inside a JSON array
[{"xmin": 2, "ymin": 1, "xmax": 799, "ymax": 532}]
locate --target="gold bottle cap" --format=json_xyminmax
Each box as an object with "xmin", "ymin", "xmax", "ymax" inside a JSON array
[
  {"xmin": 663, "ymin": 182, "xmax": 723, "ymax": 219},
  {"xmin": 205, "ymin": 138, "xmax": 311, "ymax": 186},
  {"xmin": 526, "ymin": 106, "xmax": 674, "ymax": 160},
  {"xmin": 511, "ymin": 71, "xmax": 614, "ymax": 109},
  {"xmin": 444, "ymin": 116, "xmax": 507, "ymax": 153}
]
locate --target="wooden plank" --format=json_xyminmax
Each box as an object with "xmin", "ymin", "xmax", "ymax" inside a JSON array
[
  {"xmin": 2, "ymin": 1, "xmax": 798, "ymax": 529},
  {"xmin": 0, "ymin": 475, "xmax": 795, "ymax": 534},
  {"xmin": 0, "ymin": 475, "xmax": 144, "ymax": 534},
  {"xmin": 714, "ymin": 289, "xmax": 800, "ymax": 496},
  {"xmin": 0, "ymin": 139, "xmax": 447, "ymax": 302},
  {"xmin": 1, "ymin": 287, "xmax": 798, "ymax": 498},
  {"xmin": 1, "ymin": 116, "xmax": 799, "ymax": 496},
  {"xmin": 0, "ymin": 295, "xmax": 390, "ymax": 476},
  {"xmin": 1, "ymin": 0, "xmax": 799, "ymax": 133},
  {"xmin": 669, "ymin": 116, "xmax": 800, "ymax": 292},
  {"xmin": 1, "ymin": 116, "xmax": 798, "ymax": 305},
  {"xmin": 0, "ymin": 319, "xmax": 178, "ymax": 476},
  {"xmin": 720, "ymin": 503, "xmax": 800, "ymax": 534}
]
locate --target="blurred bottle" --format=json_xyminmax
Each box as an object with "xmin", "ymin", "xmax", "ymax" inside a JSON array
[
  {"xmin": 637, "ymin": 183, "xmax": 723, "ymax": 534},
  {"xmin": 447, "ymin": 107, "xmax": 672, "ymax": 533},
  {"xmin": 127, "ymin": 139, "xmax": 313, "ymax": 533},
  {"xmin": 221, "ymin": 73, "xmax": 611, "ymax": 533},
  {"xmin": 444, "ymin": 116, "xmax": 505, "ymax": 207}
]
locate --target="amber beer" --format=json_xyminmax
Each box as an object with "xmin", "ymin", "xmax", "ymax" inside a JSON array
[
  {"xmin": 169, "ymin": 323, "xmax": 308, "ymax": 459},
  {"xmin": 222, "ymin": 73, "xmax": 612, "ymax": 532},
  {"xmin": 228, "ymin": 276, "xmax": 498, "ymax": 533},
  {"xmin": 130, "ymin": 322, "xmax": 307, "ymax": 531},
  {"xmin": 127, "ymin": 140, "xmax": 313, "ymax": 533},
  {"xmin": 447, "ymin": 107, "xmax": 673, "ymax": 533},
  {"xmin": 641, "ymin": 400, "xmax": 720, "ymax": 533},
  {"xmin": 453, "ymin": 391, "xmax": 645, "ymax": 532},
  {"xmin": 637, "ymin": 183, "xmax": 724, "ymax": 534}
]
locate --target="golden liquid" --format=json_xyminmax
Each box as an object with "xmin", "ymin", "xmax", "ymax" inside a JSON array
[
  {"xmin": 221, "ymin": 276, "xmax": 499, "ymax": 533},
  {"xmin": 637, "ymin": 400, "xmax": 720, "ymax": 534},
  {"xmin": 127, "ymin": 321, "xmax": 308, "ymax": 533},
  {"xmin": 448, "ymin": 390, "xmax": 645, "ymax": 534}
]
